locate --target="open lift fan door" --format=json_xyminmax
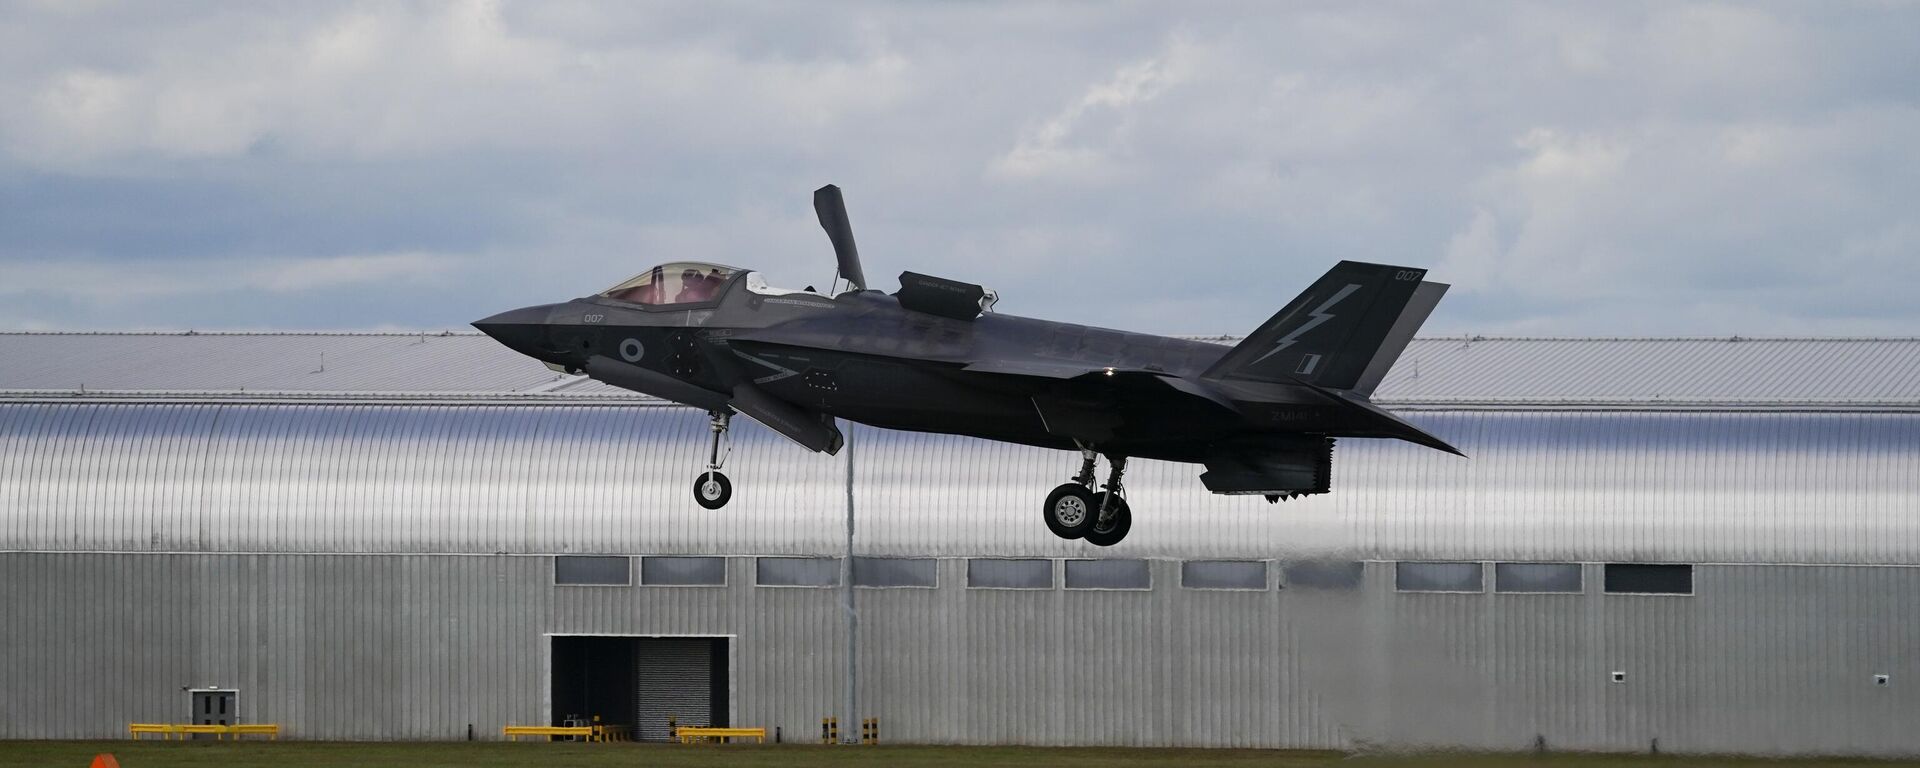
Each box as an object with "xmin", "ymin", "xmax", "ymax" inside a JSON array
[{"xmin": 634, "ymin": 639, "xmax": 712, "ymax": 741}]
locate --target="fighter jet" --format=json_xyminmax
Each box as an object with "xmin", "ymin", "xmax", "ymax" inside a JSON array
[{"xmin": 475, "ymin": 185, "xmax": 1459, "ymax": 546}]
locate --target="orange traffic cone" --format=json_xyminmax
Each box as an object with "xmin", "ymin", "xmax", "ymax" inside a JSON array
[{"xmin": 89, "ymin": 755, "xmax": 119, "ymax": 768}]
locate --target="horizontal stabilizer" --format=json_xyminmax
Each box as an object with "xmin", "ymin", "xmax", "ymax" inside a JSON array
[{"xmin": 1304, "ymin": 380, "xmax": 1463, "ymax": 456}]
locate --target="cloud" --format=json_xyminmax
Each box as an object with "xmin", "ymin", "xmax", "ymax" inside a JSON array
[
  {"xmin": 0, "ymin": 2, "xmax": 1916, "ymax": 336},
  {"xmin": 992, "ymin": 34, "xmax": 1201, "ymax": 181}
]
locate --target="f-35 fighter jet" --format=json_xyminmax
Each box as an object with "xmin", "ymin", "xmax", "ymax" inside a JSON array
[{"xmin": 475, "ymin": 185, "xmax": 1459, "ymax": 546}]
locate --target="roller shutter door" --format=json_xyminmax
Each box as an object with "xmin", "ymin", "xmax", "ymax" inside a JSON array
[{"xmin": 634, "ymin": 639, "xmax": 712, "ymax": 741}]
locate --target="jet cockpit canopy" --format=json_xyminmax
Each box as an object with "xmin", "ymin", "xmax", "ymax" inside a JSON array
[{"xmin": 600, "ymin": 262, "xmax": 740, "ymax": 306}]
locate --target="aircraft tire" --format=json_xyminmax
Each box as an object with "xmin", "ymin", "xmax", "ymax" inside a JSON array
[
  {"xmin": 1043, "ymin": 483, "xmax": 1098, "ymax": 539},
  {"xmin": 1083, "ymin": 492, "xmax": 1132, "ymax": 547},
  {"xmin": 693, "ymin": 471, "xmax": 732, "ymax": 510}
]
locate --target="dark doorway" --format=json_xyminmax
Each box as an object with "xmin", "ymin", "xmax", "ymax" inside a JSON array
[
  {"xmin": 551, "ymin": 636, "xmax": 636, "ymax": 730},
  {"xmin": 551, "ymin": 636, "xmax": 729, "ymax": 741}
]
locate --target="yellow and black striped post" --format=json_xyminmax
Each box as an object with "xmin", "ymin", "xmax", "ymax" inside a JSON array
[
  {"xmin": 820, "ymin": 717, "xmax": 837, "ymax": 745},
  {"xmin": 861, "ymin": 717, "xmax": 878, "ymax": 745}
]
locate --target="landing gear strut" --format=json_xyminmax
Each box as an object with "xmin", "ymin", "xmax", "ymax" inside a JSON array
[
  {"xmin": 1084, "ymin": 457, "xmax": 1132, "ymax": 547},
  {"xmin": 692, "ymin": 410, "xmax": 733, "ymax": 509},
  {"xmin": 1042, "ymin": 448, "xmax": 1133, "ymax": 545}
]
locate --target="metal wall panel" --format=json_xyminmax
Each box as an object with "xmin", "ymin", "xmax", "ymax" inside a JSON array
[{"xmin": 5, "ymin": 552, "xmax": 1919, "ymax": 756}]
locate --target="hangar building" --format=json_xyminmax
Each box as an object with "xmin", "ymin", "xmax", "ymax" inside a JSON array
[{"xmin": 2, "ymin": 331, "xmax": 1917, "ymax": 756}]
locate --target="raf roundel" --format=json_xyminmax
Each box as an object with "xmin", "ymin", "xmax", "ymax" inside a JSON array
[{"xmin": 619, "ymin": 338, "xmax": 645, "ymax": 363}]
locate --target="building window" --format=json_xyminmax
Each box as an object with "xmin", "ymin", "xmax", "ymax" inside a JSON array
[
  {"xmin": 755, "ymin": 557, "xmax": 841, "ymax": 587},
  {"xmin": 1604, "ymin": 564, "xmax": 1693, "ymax": 595},
  {"xmin": 1064, "ymin": 559, "xmax": 1150, "ymax": 590},
  {"xmin": 1494, "ymin": 562, "xmax": 1583, "ymax": 594},
  {"xmin": 966, "ymin": 559, "xmax": 1053, "ymax": 589},
  {"xmin": 1282, "ymin": 561, "xmax": 1364, "ymax": 589},
  {"xmin": 640, "ymin": 556, "xmax": 726, "ymax": 587},
  {"xmin": 851, "ymin": 557, "xmax": 937, "ymax": 588},
  {"xmin": 1181, "ymin": 560, "xmax": 1268, "ymax": 590},
  {"xmin": 554, "ymin": 556, "xmax": 630, "ymax": 586},
  {"xmin": 1395, "ymin": 562, "xmax": 1484, "ymax": 593}
]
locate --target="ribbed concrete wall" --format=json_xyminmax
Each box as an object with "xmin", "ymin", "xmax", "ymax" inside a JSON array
[{"xmin": 4, "ymin": 553, "xmax": 1917, "ymax": 754}]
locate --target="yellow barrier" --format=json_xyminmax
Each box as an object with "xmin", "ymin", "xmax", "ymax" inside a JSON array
[
  {"xmin": 503, "ymin": 725, "xmax": 592, "ymax": 741},
  {"xmin": 591, "ymin": 724, "xmax": 630, "ymax": 742},
  {"xmin": 676, "ymin": 726, "xmax": 767, "ymax": 744},
  {"xmin": 232, "ymin": 724, "xmax": 281, "ymax": 740},
  {"xmin": 128, "ymin": 724, "xmax": 279, "ymax": 740},
  {"xmin": 502, "ymin": 724, "xmax": 632, "ymax": 742}
]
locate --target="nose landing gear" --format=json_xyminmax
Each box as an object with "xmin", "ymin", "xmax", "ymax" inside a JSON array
[
  {"xmin": 692, "ymin": 410, "xmax": 733, "ymax": 510},
  {"xmin": 1042, "ymin": 448, "xmax": 1133, "ymax": 545}
]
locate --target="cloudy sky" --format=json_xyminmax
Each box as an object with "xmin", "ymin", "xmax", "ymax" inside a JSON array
[{"xmin": 2, "ymin": 1, "xmax": 1916, "ymax": 336}]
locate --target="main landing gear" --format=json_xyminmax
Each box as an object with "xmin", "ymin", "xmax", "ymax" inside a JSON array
[
  {"xmin": 1043, "ymin": 448, "xmax": 1132, "ymax": 546},
  {"xmin": 692, "ymin": 410, "xmax": 733, "ymax": 510}
]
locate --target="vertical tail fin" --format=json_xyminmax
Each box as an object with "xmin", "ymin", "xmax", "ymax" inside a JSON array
[{"xmin": 1203, "ymin": 261, "xmax": 1447, "ymax": 395}]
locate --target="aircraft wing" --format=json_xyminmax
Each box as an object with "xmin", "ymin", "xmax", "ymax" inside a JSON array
[
  {"xmin": 585, "ymin": 355, "xmax": 843, "ymax": 455},
  {"xmin": 962, "ymin": 359, "xmax": 1240, "ymax": 414},
  {"xmin": 960, "ymin": 358, "xmax": 1119, "ymax": 378}
]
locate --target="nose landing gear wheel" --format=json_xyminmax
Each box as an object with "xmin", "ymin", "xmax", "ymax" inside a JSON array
[
  {"xmin": 1043, "ymin": 483, "xmax": 1098, "ymax": 539},
  {"xmin": 1083, "ymin": 492, "xmax": 1132, "ymax": 547},
  {"xmin": 693, "ymin": 471, "xmax": 732, "ymax": 510}
]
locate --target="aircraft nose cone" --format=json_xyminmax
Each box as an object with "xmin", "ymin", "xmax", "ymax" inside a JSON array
[{"xmin": 472, "ymin": 303, "xmax": 559, "ymax": 358}]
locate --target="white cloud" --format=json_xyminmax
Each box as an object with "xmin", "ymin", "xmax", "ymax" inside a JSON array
[
  {"xmin": 991, "ymin": 35, "xmax": 1201, "ymax": 181},
  {"xmin": 1514, "ymin": 128, "xmax": 1630, "ymax": 183},
  {"xmin": 2, "ymin": 1, "xmax": 918, "ymax": 168}
]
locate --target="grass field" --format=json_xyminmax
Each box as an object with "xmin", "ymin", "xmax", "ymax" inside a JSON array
[{"xmin": 3, "ymin": 742, "xmax": 1917, "ymax": 768}]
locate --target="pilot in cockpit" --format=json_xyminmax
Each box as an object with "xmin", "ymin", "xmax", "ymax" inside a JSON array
[{"xmin": 674, "ymin": 268, "xmax": 711, "ymax": 303}]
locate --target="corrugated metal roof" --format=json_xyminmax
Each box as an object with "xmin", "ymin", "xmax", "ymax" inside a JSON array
[
  {"xmin": 1375, "ymin": 337, "xmax": 1920, "ymax": 407},
  {"xmin": 2, "ymin": 332, "xmax": 1919, "ymax": 407},
  {"xmin": 0, "ymin": 332, "xmax": 582, "ymax": 396},
  {"xmin": 6, "ymin": 402, "xmax": 1919, "ymax": 564}
]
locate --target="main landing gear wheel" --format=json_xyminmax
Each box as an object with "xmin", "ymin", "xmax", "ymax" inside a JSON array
[
  {"xmin": 693, "ymin": 472, "xmax": 732, "ymax": 510},
  {"xmin": 1043, "ymin": 483, "xmax": 1099, "ymax": 539},
  {"xmin": 1083, "ymin": 492, "xmax": 1132, "ymax": 547}
]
